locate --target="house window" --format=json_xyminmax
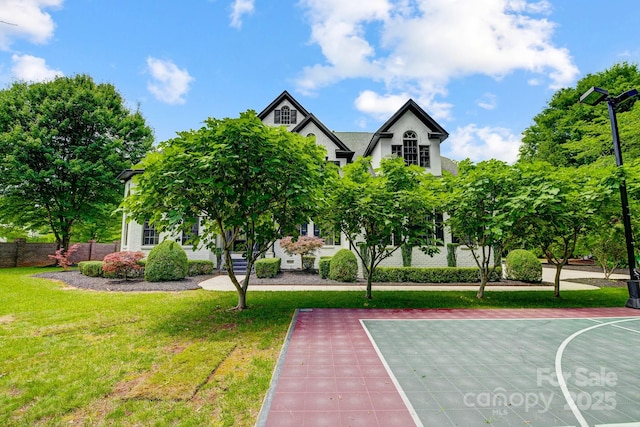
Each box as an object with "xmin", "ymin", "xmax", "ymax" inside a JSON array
[
  {"xmin": 403, "ymin": 131, "xmax": 418, "ymax": 165},
  {"xmin": 274, "ymin": 106, "xmax": 297, "ymax": 125},
  {"xmin": 142, "ymin": 220, "xmax": 159, "ymax": 246},
  {"xmin": 419, "ymin": 145, "xmax": 430, "ymax": 168},
  {"xmin": 393, "ymin": 131, "xmax": 430, "ymax": 168},
  {"xmin": 313, "ymin": 224, "xmax": 340, "ymax": 246},
  {"xmin": 300, "ymin": 223, "xmax": 308, "ymax": 236},
  {"xmin": 413, "ymin": 212, "xmax": 445, "ymax": 247},
  {"xmin": 181, "ymin": 220, "xmax": 199, "ymax": 245}
]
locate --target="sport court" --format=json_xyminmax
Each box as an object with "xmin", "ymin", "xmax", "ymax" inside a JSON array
[{"xmin": 257, "ymin": 308, "xmax": 640, "ymax": 427}]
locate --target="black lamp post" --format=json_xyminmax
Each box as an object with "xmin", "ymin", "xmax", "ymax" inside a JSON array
[{"xmin": 580, "ymin": 86, "xmax": 640, "ymax": 308}]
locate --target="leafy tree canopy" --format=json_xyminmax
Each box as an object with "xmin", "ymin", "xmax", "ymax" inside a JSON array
[
  {"xmin": 0, "ymin": 74, "xmax": 153, "ymax": 250},
  {"xmin": 509, "ymin": 162, "xmax": 612, "ymax": 296},
  {"xmin": 442, "ymin": 159, "xmax": 515, "ymax": 298},
  {"xmin": 322, "ymin": 156, "xmax": 439, "ymax": 299},
  {"xmin": 123, "ymin": 110, "xmax": 328, "ymax": 310},
  {"xmin": 519, "ymin": 62, "xmax": 640, "ymax": 167}
]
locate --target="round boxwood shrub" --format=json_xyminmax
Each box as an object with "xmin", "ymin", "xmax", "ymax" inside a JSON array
[
  {"xmin": 318, "ymin": 256, "xmax": 332, "ymax": 279},
  {"xmin": 505, "ymin": 249, "xmax": 542, "ymax": 283},
  {"xmin": 329, "ymin": 249, "xmax": 358, "ymax": 282},
  {"xmin": 144, "ymin": 240, "xmax": 189, "ymax": 282}
]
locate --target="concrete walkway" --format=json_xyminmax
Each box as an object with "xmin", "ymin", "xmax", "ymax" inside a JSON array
[{"xmin": 198, "ymin": 267, "xmax": 630, "ymax": 292}]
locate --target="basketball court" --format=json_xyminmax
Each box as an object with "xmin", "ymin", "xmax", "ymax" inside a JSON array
[{"xmin": 256, "ymin": 308, "xmax": 640, "ymax": 427}]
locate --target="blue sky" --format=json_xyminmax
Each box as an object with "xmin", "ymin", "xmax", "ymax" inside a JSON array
[{"xmin": 1, "ymin": 0, "xmax": 639, "ymax": 163}]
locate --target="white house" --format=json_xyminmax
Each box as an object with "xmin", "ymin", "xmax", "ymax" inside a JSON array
[{"xmin": 118, "ymin": 91, "xmax": 479, "ymax": 270}]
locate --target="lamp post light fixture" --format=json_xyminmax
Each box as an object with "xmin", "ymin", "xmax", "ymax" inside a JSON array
[{"xmin": 580, "ymin": 86, "xmax": 640, "ymax": 308}]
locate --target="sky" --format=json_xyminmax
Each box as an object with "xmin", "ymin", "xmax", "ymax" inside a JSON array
[{"xmin": 1, "ymin": 0, "xmax": 639, "ymax": 164}]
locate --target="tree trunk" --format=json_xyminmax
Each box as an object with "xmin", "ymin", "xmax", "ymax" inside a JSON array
[
  {"xmin": 365, "ymin": 257, "xmax": 375, "ymax": 299},
  {"xmin": 554, "ymin": 264, "xmax": 562, "ymax": 298},
  {"xmin": 366, "ymin": 275, "xmax": 373, "ymax": 299},
  {"xmin": 224, "ymin": 250, "xmax": 248, "ymax": 310},
  {"xmin": 477, "ymin": 270, "xmax": 488, "ymax": 299}
]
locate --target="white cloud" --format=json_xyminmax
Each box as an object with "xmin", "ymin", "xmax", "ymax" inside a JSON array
[
  {"xmin": 354, "ymin": 89, "xmax": 453, "ymax": 121},
  {"xmin": 477, "ymin": 93, "xmax": 497, "ymax": 110},
  {"xmin": 447, "ymin": 124, "xmax": 521, "ymax": 163},
  {"xmin": 146, "ymin": 57, "xmax": 194, "ymax": 105},
  {"xmin": 0, "ymin": 0, "xmax": 63, "ymax": 50},
  {"xmin": 11, "ymin": 53, "xmax": 62, "ymax": 81},
  {"xmin": 297, "ymin": 0, "xmax": 578, "ymax": 113},
  {"xmin": 230, "ymin": 0, "xmax": 254, "ymax": 29}
]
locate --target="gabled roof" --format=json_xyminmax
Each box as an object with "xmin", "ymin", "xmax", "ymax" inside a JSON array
[
  {"xmin": 333, "ymin": 132, "xmax": 374, "ymax": 159},
  {"xmin": 363, "ymin": 99, "xmax": 449, "ymax": 157},
  {"xmin": 293, "ymin": 114, "xmax": 354, "ymax": 161},
  {"xmin": 117, "ymin": 169, "xmax": 144, "ymax": 182},
  {"xmin": 257, "ymin": 90, "xmax": 311, "ymax": 120}
]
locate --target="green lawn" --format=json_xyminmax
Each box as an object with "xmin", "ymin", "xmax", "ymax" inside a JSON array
[{"xmin": 0, "ymin": 267, "xmax": 629, "ymax": 426}]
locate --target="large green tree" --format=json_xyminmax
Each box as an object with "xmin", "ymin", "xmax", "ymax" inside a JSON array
[
  {"xmin": 123, "ymin": 110, "xmax": 328, "ymax": 310},
  {"xmin": 519, "ymin": 62, "xmax": 640, "ymax": 167},
  {"xmin": 509, "ymin": 162, "xmax": 608, "ymax": 296},
  {"xmin": 443, "ymin": 159, "xmax": 515, "ymax": 298},
  {"xmin": 322, "ymin": 156, "xmax": 439, "ymax": 299},
  {"xmin": 0, "ymin": 74, "xmax": 153, "ymax": 250}
]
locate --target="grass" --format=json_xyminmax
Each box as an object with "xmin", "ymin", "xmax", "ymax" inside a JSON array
[{"xmin": 0, "ymin": 267, "xmax": 630, "ymax": 426}]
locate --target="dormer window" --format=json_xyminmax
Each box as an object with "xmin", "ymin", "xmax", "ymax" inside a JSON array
[
  {"xmin": 403, "ymin": 131, "xmax": 418, "ymax": 165},
  {"xmin": 274, "ymin": 106, "xmax": 297, "ymax": 125},
  {"xmin": 391, "ymin": 131, "xmax": 430, "ymax": 168}
]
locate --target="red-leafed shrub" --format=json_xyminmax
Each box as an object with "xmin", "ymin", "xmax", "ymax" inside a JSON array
[
  {"xmin": 102, "ymin": 251, "xmax": 145, "ymax": 281},
  {"xmin": 48, "ymin": 244, "xmax": 80, "ymax": 269},
  {"xmin": 279, "ymin": 235, "xmax": 325, "ymax": 270}
]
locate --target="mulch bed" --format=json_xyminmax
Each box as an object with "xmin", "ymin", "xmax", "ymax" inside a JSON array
[{"xmin": 34, "ymin": 271, "xmax": 215, "ymax": 292}]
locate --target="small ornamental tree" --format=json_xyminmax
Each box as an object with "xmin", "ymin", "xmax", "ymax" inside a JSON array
[
  {"xmin": 443, "ymin": 159, "xmax": 515, "ymax": 299},
  {"xmin": 123, "ymin": 111, "xmax": 328, "ymax": 310},
  {"xmin": 322, "ymin": 156, "xmax": 439, "ymax": 299},
  {"xmin": 48, "ymin": 243, "xmax": 80, "ymax": 269},
  {"xmin": 102, "ymin": 251, "xmax": 145, "ymax": 281},
  {"xmin": 509, "ymin": 162, "xmax": 607, "ymax": 297},
  {"xmin": 279, "ymin": 235, "xmax": 325, "ymax": 270}
]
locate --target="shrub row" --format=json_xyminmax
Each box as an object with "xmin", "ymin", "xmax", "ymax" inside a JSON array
[
  {"xmin": 255, "ymin": 258, "xmax": 281, "ymax": 278},
  {"xmin": 371, "ymin": 266, "xmax": 502, "ymax": 283},
  {"xmin": 78, "ymin": 261, "xmax": 104, "ymax": 277},
  {"xmin": 188, "ymin": 260, "xmax": 215, "ymax": 276},
  {"xmin": 78, "ymin": 259, "xmax": 214, "ymax": 278}
]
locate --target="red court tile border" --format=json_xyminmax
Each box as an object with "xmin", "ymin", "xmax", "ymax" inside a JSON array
[{"xmin": 257, "ymin": 307, "xmax": 640, "ymax": 427}]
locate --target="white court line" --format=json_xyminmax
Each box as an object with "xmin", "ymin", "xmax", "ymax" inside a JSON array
[
  {"xmin": 555, "ymin": 318, "xmax": 640, "ymax": 427},
  {"xmin": 360, "ymin": 319, "xmax": 424, "ymax": 427},
  {"xmin": 595, "ymin": 423, "xmax": 640, "ymax": 427}
]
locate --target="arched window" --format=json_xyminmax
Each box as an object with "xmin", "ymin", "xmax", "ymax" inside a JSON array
[
  {"xmin": 391, "ymin": 130, "xmax": 430, "ymax": 167},
  {"xmin": 402, "ymin": 130, "xmax": 418, "ymax": 165},
  {"xmin": 280, "ymin": 106, "xmax": 291, "ymax": 124},
  {"xmin": 274, "ymin": 106, "xmax": 297, "ymax": 124}
]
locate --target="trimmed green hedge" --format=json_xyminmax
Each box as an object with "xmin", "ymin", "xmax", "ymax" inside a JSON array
[
  {"xmin": 505, "ymin": 249, "xmax": 542, "ymax": 282},
  {"xmin": 145, "ymin": 240, "xmax": 189, "ymax": 282},
  {"xmin": 187, "ymin": 260, "xmax": 214, "ymax": 276},
  {"xmin": 329, "ymin": 249, "xmax": 358, "ymax": 282},
  {"xmin": 371, "ymin": 266, "xmax": 502, "ymax": 283},
  {"xmin": 255, "ymin": 258, "xmax": 281, "ymax": 278},
  {"xmin": 78, "ymin": 261, "xmax": 104, "ymax": 277},
  {"xmin": 318, "ymin": 256, "xmax": 332, "ymax": 279}
]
